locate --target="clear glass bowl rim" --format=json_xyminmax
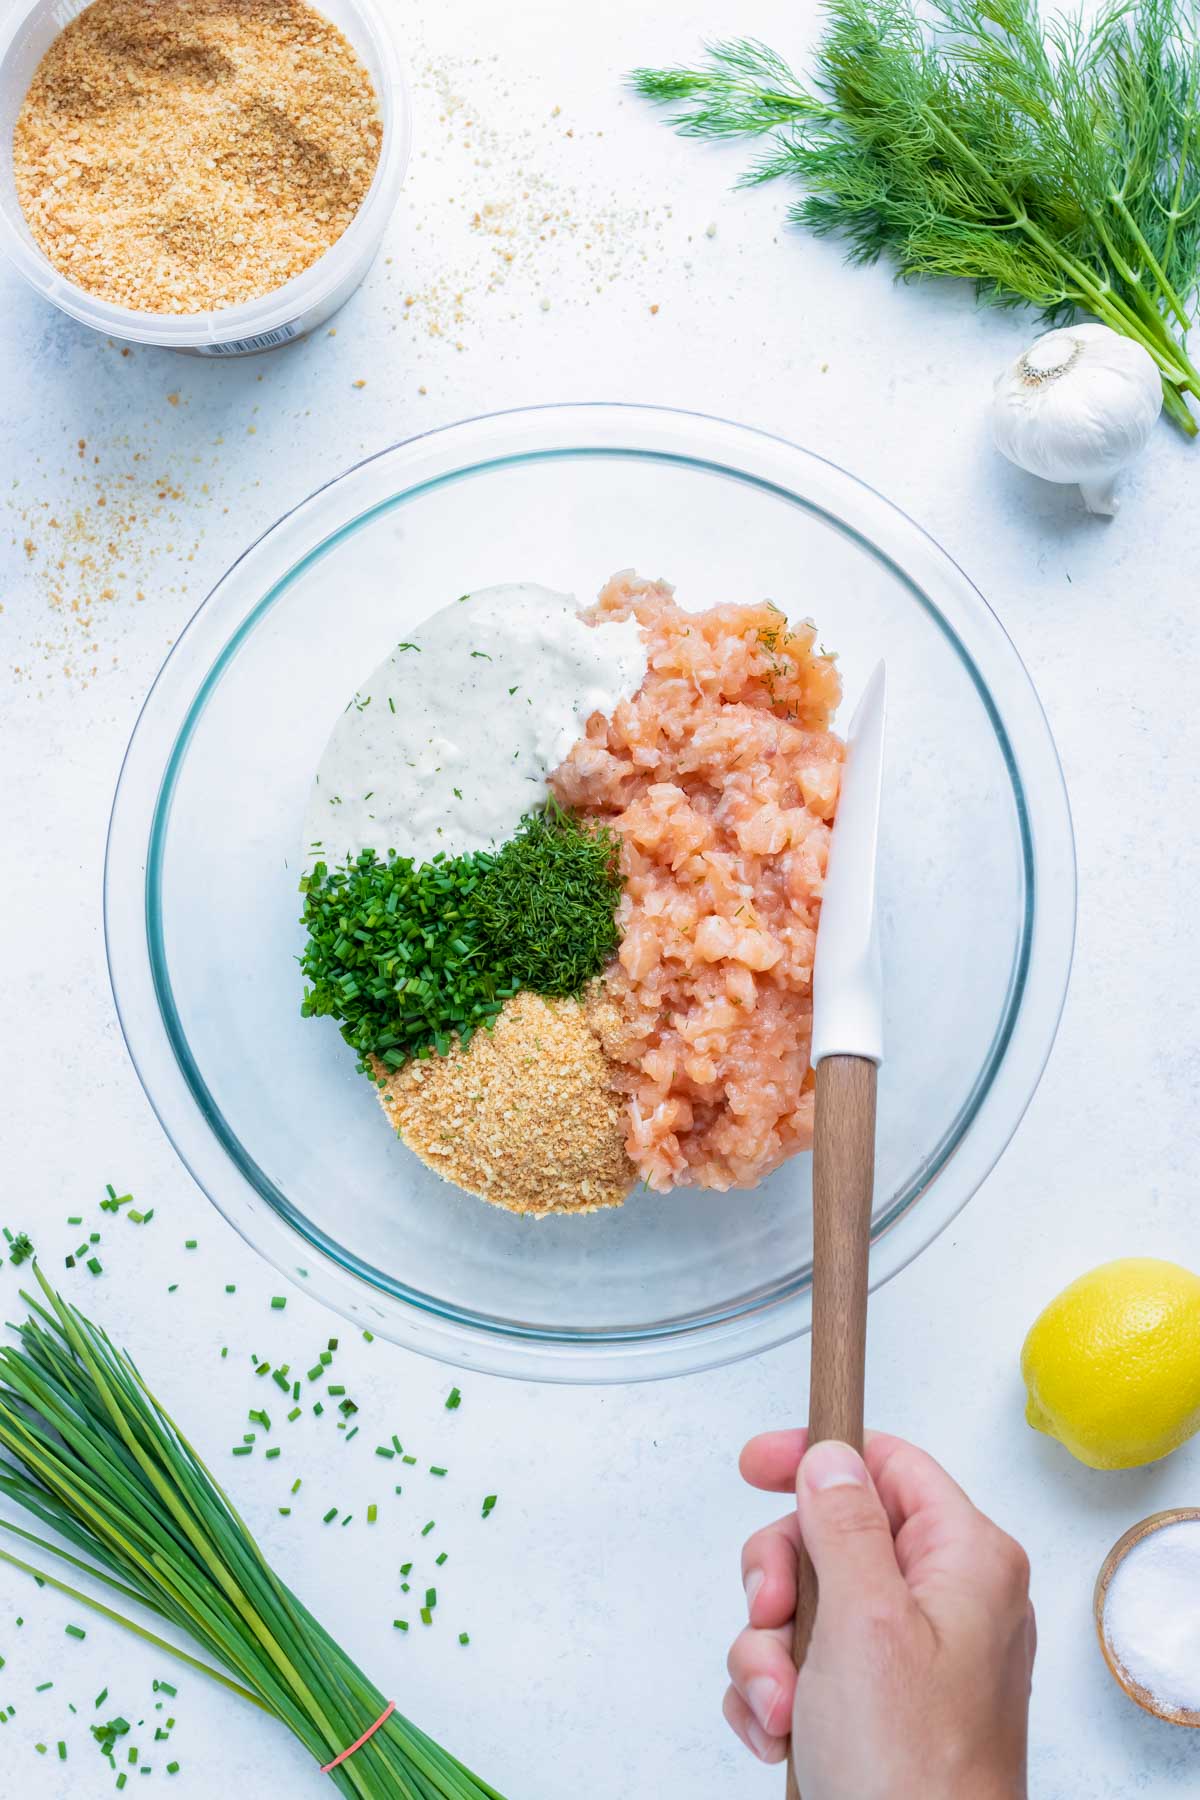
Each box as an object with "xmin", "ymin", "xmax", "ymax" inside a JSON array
[{"xmin": 104, "ymin": 403, "xmax": 1077, "ymax": 1383}]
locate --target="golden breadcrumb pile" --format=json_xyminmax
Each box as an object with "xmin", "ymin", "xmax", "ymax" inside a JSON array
[
  {"xmin": 375, "ymin": 991, "xmax": 634, "ymax": 1217},
  {"xmin": 13, "ymin": 0, "xmax": 382, "ymax": 313}
]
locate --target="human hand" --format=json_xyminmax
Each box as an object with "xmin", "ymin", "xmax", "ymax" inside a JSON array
[{"xmin": 723, "ymin": 1431, "xmax": 1035, "ymax": 1800}]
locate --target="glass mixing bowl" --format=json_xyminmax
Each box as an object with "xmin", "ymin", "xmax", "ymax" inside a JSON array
[{"xmin": 105, "ymin": 405, "xmax": 1075, "ymax": 1382}]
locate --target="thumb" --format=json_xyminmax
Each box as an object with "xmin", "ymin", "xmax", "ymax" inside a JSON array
[{"xmin": 795, "ymin": 1439, "xmax": 909, "ymax": 1624}]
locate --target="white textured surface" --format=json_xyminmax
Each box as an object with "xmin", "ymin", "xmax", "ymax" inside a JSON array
[{"xmin": 3, "ymin": 1, "xmax": 1200, "ymax": 1795}]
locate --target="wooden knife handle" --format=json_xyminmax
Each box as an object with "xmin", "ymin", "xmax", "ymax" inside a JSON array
[{"xmin": 785, "ymin": 1053, "xmax": 878, "ymax": 1800}]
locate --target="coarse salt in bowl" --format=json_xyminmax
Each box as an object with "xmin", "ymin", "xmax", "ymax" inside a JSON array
[
  {"xmin": 0, "ymin": 0, "xmax": 410, "ymax": 355},
  {"xmin": 1096, "ymin": 1509, "xmax": 1200, "ymax": 1726}
]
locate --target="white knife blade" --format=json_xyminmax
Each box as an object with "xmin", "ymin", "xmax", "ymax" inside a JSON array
[{"xmin": 810, "ymin": 661, "xmax": 887, "ymax": 1068}]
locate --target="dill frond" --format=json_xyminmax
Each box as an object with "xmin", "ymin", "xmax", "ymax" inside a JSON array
[{"xmin": 632, "ymin": 0, "xmax": 1200, "ymax": 433}]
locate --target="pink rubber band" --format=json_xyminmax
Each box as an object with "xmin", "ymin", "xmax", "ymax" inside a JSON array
[{"xmin": 321, "ymin": 1700, "xmax": 396, "ymax": 1774}]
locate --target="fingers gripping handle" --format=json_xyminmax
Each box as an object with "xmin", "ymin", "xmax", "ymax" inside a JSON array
[{"xmin": 785, "ymin": 1054, "xmax": 877, "ymax": 1800}]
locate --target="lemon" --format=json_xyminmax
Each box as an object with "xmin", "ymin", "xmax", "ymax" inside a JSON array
[{"xmin": 1021, "ymin": 1258, "xmax": 1200, "ymax": 1470}]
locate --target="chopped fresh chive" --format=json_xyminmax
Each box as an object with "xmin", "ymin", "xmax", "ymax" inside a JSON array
[
  {"xmin": 420, "ymin": 1607, "xmax": 433, "ymax": 1626},
  {"xmin": 445, "ymin": 1387, "xmax": 462, "ymax": 1410},
  {"xmin": 393, "ymin": 1620, "xmax": 408, "ymax": 1631},
  {"xmin": 482, "ymin": 1494, "xmax": 498, "ymax": 1519},
  {"xmin": 323, "ymin": 1507, "xmax": 338, "ymax": 1524},
  {"xmin": 270, "ymin": 1297, "xmax": 286, "ymax": 1310},
  {"xmin": 184, "ymin": 1240, "xmax": 197, "ymax": 1250},
  {"xmin": 421, "ymin": 1521, "xmax": 435, "ymax": 1537},
  {"xmin": 232, "ymin": 1445, "xmax": 252, "ymax": 1457},
  {"xmin": 436, "ymin": 1552, "xmax": 448, "ymax": 1566},
  {"xmin": 459, "ymin": 1632, "xmax": 470, "ymax": 1646},
  {"xmin": 65, "ymin": 1624, "xmax": 87, "ymax": 1639},
  {"xmin": 430, "ymin": 1466, "xmax": 447, "ymax": 1477},
  {"xmin": 287, "ymin": 1407, "xmax": 301, "ymax": 1422},
  {"xmin": 375, "ymin": 1446, "xmax": 395, "ymax": 1459},
  {"xmin": 367, "ymin": 1504, "xmax": 378, "ymax": 1524}
]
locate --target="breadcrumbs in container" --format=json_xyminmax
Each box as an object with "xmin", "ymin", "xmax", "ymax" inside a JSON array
[{"xmin": 0, "ymin": 0, "xmax": 409, "ymax": 350}]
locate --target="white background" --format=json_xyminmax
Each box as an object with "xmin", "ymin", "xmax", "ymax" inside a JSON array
[{"xmin": 3, "ymin": 0, "xmax": 1200, "ymax": 1794}]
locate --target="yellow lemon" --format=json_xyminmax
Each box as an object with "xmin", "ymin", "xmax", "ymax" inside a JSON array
[{"xmin": 1021, "ymin": 1258, "xmax": 1200, "ymax": 1470}]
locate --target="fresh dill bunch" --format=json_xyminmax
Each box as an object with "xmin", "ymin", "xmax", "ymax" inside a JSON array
[{"xmin": 632, "ymin": 0, "xmax": 1200, "ymax": 432}]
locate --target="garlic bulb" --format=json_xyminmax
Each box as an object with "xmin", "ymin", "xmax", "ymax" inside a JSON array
[{"xmin": 991, "ymin": 323, "xmax": 1162, "ymax": 515}]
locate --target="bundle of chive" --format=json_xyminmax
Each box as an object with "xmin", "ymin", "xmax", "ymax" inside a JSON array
[{"xmin": 0, "ymin": 1268, "xmax": 507, "ymax": 1799}]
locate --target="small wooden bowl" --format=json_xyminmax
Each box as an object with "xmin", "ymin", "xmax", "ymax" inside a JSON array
[{"xmin": 1094, "ymin": 1507, "xmax": 1200, "ymax": 1728}]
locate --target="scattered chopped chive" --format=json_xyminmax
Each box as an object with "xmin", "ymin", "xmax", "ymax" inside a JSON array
[
  {"xmin": 156, "ymin": 1684, "xmax": 176, "ymax": 1699},
  {"xmin": 225, "ymin": 1284, "xmax": 237, "ymax": 1293},
  {"xmin": 445, "ymin": 1388, "xmax": 462, "ymax": 1410},
  {"xmin": 255, "ymin": 1361, "xmax": 271, "ymax": 1377},
  {"xmin": 270, "ymin": 1297, "xmax": 286, "ymax": 1310},
  {"xmin": 375, "ymin": 1446, "xmax": 395, "ymax": 1459},
  {"xmin": 319, "ymin": 1351, "xmax": 333, "ymax": 1367},
  {"xmin": 167, "ymin": 1285, "xmax": 177, "ymax": 1294},
  {"xmin": 425, "ymin": 1588, "xmax": 437, "ymax": 1608},
  {"xmin": 272, "ymin": 1370, "xmax": 290, "ymax": 1393},
  {"xmin": 400, "ymin": 1562, "xmax": 412, "ymax": 1576},
  {"xmin": 36, "ymin": 1680, "xmax": 53, "ymax": 1691},
  {"xmin": 328, "ymin": 1384, "xmax": 346, "ymax": 1396},
  {"xmin": 68, "ymin": 1216, "xmax": 83, "ymax": 1225},
  {"xmin": 402, "ymin": 1455, "xmax": 417, "ymax": 1466},
  {"xmin": 65, "ymin": 1624, "xmax": 87, "ymax": 1639},
  {"xmin": 312, "ymin": 1402, "xmax": 324, "ymax": 1417},
  {"xmin": 328, "ymin": 1338, "xmax": 338, "ymax": 1351},
  {"xmin": 58, "ymin": 1740, "xmax": 67, "ymax": 1759},
  {"xmin": 482, "ymin": 1494, "xmax": 498, "ymax": 1518},
  {"xmin": 265, "ymin": 1447, "xmax": 281, "ymax": 1460},
  {"xmin": 436, "ymin": 1552, "xmax": 448, "ymax": 1566},
  {"xmin": 391, "ymin": 1434, "xmax": 403, "ymax": 1454},
  {"xmin": 362, "ymin": 1330, "xmax": 374, "ymax": 1343},
  {"xmin": 393, "ymin": 1620, "xmax": 408, "ymax": 1632},
  {"xmin": 345, "ymin": 1426, "xmax": 359, "ymax": 1443},
  {"xmin": 323, "ymin": 1507, "xmax": 337, "ymax": 1524},
  {"xmin": 278, "ymin": 1507, "xmax": 291, "ymax": 1517},
  {"xmin": 420, "ymin": 1608, "xmax": 433, "ymax": 1626},
  {"xmin": 95, "ymin": 1689, "xmax": 109, "ymax": 1708},
  {"xmin": 167, "ymin": 1762, "xmax": 179, "ymax": 1775},
  {"xmin": 184, "ymin": 1240, "xmax": 197, "ymax": 1250},
  {"xmin": 248, "ymin": 1409, "xmax": 271, "ymax": 1431},
  {"xmin": 421, "ymin": 1521, "xmax": 435, "ymax": 1537},
  {"xmin": 430, "ymin": 1466, "xmax": 447, "ymax": 1477},
  {"xmin": 307, "ymin": 1365, "xmax": 324, "ymax": 1382},
  {"xmin": 367, "ymin": 1504, "xmax": 378, "ymax": 1523},
  {"xmin": 287, "ymin": 1407, "xmax": 301, "ymax": 1422},
  {"xmin": 459, "ymin": 1633, "xmax": 470, "ymax": 1646},
  {"xmin": 232, "ymin": 1445, "xmax": 253, "ymax": 1457},
  {"xmin": 89, "ymin": 1232, "xmax": 100, "ymax": 1243},
  {"xmin": 86, "ymin": 1257, "xmax": 103, "ymax": 1276},
  {"xmin": 291, "ymin": 1478, "xmax": 302, "ymax": 1494},
  {"xmin": 341, "ymin": 1515, "xmax": 353, "ymax": 1528}
]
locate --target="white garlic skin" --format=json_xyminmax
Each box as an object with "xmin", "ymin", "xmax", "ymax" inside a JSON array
[{"xmin": 991, "ymin": 322, "xmax": 1162, "ymax": 515}]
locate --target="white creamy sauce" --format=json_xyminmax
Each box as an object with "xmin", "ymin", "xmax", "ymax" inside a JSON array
[{"xmin": 303, "ymin": 582, "xmax": 647, "ymax": 868}]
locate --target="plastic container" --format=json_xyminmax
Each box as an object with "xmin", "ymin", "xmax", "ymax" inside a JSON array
[{"xmin": 0, "ymin": 0, "xmax": 410, "ymax": 355}]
